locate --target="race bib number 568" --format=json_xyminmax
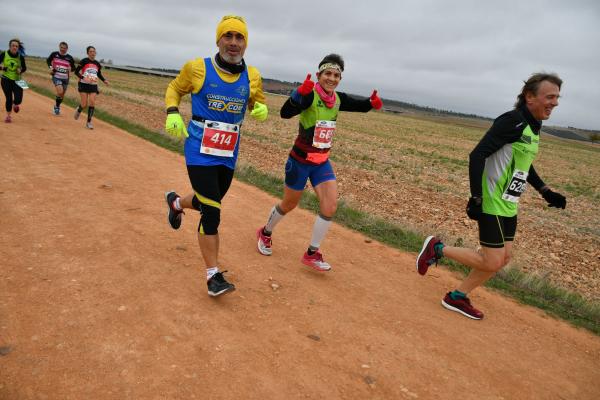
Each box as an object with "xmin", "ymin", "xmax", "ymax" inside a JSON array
[{"xmin": 312, "ymin": 120, "xmax": 336, "ymax": 149}]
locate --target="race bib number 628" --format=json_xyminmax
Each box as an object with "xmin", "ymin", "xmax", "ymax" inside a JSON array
[{"xmin": 502, "ymin": 169, "xmax": 528, "ymax": 203}]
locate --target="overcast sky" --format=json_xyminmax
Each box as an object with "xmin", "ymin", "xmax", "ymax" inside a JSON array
[{"xmin": 3, "ymin": 0, "xmax": 599, "ymax": 129}]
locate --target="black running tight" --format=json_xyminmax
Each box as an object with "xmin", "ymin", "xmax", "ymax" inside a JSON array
[{"xmin": 1, "ymin": 77, "xmax": 23, "ymax": 112}]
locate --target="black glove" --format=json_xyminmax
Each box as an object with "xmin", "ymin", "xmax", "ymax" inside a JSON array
[
  {"xmin": 466, "ymin": 196, "xmax": 483, "ymax": 221},
  {"xmin": 542, "ymin": 189, "xmax": 567, "ymax": 209}
]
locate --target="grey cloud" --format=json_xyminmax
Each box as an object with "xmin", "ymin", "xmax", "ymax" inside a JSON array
[{"xmin": 2, "ymin": 0, "xmax": 599, "ymax": 128}]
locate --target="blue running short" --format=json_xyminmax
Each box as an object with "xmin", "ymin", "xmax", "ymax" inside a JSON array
[
  {"xmin": 52, "ymin": 77, "xmax": 69, "ymax": 91},
  {"xmin": 285, "ymin": 156, "xmax": 336, "ymax": 191}
]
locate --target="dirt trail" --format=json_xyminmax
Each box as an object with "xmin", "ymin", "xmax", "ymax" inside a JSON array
[{"xmin": 1, "ymin": 93, "xmax": 599, "ymax": 400}]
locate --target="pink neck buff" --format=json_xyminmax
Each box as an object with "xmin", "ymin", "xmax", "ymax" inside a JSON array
[{"xmin": 314, "ymin": 83, "xmax": 336, "ymax": 108}]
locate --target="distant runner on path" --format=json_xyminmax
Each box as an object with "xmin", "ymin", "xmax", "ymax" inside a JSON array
[
  {"xmin": 255, "ymin": 54, "xmax": 383, "ymax": 272},
  {"xmin": 74, "ymin": 46, "xmax": 109, "ymax": 129},
  {"xmin": 47, "ymin": 42, "xmax": 75, "ymax": 115},
  {"xmin": 0, "ymin": 38, "xmax": 27, "ymax": 123},
  {"xmin": 416, "ymin": 73, "xmax": 567, "ymax": 320},
  {"xmin": 163, "ymin": 15, "xmax": 268, "ymax": 297}
]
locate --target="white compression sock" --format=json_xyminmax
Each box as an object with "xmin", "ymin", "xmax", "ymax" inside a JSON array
[
  {"xmin": 264, "ymin": 205, "xmax": 285, "ymax": 234},
  {"xmin": 206, "ymin": 267, "xmax": 219, "ymax": 281},
  {"xmin": 174, "ymin": 197, "xmax": 182, "ymax": 211},
  {"xmin": 309, "ymin": 214, "xmax": 332, "ymax": 250}
]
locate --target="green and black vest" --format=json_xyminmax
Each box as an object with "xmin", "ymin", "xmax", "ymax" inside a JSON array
[
  {"xmin": 482, "ymin": 125, "xmax": 539, "ymax": 217},
  {"xmin": 2, "ymin": 51, "xmax": 21, "ymax": 81},
  {"xmin": 290, "ymin": 90, "xmax": 341, "ymax": 165}
]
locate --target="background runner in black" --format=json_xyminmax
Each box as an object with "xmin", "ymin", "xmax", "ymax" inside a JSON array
[
  {"xmin": 74, "ymin": 46, "xmax": 109, "ymax": 129},
  {"xmin": 0, "ymin": 39, "xmax": 27, "ymax": 123},
  {"xmin": 46, "ymin": 41, "xmax": 75, "ymax": 115}
]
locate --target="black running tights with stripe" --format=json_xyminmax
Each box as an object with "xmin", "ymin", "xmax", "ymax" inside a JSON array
[
  {"xmin": 186, "ymin": 165, "xmax": 234, "ymax": 235},
  {"xmin": 1, "ymin": 77, "xmax": 23, "ymax": 112}
]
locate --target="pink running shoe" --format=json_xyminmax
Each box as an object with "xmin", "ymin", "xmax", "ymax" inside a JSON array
[
  {"xmin": 301, "ymin": 250, "xmax": 331, "ymax": 272},
  {"xmin": 256, "ymin": 227, "xmax": 272, "ymax": 256},
  {"xmin": 4, "ymin": 115, "xmax": 11, "ymax": 123},
  {"xmin": 442, "ymin": 292, "xmax": 484, "ymax": 320},
  {"xmin": 13, "ymin": 105, "xmax": 19, "ymax": 113}
]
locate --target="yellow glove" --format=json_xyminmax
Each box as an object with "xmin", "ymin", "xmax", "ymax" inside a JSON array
[
  {"xmin": 250, "ymin": 101, "xmax": 268, "ymax": 122},
  {"xmin": 165, "ymin": 113, "xmax": 189, "ymax": 138}
]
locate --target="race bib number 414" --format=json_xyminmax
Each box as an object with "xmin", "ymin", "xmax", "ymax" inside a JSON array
[{"xmin": 200, "ymin": 120, "xmax": 240, "ymax": 157}]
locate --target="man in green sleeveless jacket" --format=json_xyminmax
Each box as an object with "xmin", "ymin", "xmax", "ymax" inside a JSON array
[{"xmin": 416, "ymin": 73, "xmax": 567, "ymax": 320}]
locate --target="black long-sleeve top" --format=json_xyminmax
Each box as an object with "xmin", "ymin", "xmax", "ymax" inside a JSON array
[
  {"xmin": 74, "ymin": 58, "xmax": 106, "ymax": 83},
  {"xmin": 282, "ymin": 89, "xmax": 373, "ymax": 165},
  {"xmin": 281, "ymin": 90, "xmax": 372, "ymax": 118},
  {"xmin": 468, "ymin": 105, "xmax": 545, "ymax": 198},
  {"xmin": 46, "ymin": 51, "xmax": 76, "ymax": 71}
]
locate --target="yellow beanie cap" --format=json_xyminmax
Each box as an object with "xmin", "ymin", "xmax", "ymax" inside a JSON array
[{"xmin": 216, "ymin": 15, "xmax": 248, "ymax": 45}]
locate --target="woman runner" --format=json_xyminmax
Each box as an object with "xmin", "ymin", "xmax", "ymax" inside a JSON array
[
  {"xmin": 74, "ymin": 46, "xmax": 109, "ymax": 129},
  {"xmin": 256, "ymin": 53, "xmax": 383, "ymax": 271},
  {"xmin": 0, "ymin": 38, "xmax": 27, "ymax": 123}
]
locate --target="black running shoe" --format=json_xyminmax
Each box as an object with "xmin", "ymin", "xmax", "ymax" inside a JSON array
[
  {"xmin": 164, "ymin": 191, "xmax": 183, "ymax": 230},
  {"xmin": 207, "ymin": 271, "xmax": 235, "ymax": 297}
]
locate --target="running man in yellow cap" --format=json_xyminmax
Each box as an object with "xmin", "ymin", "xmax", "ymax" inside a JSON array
[{"xmin": 163, "ymin": 15, "xmax": 268, "ymax": 297}]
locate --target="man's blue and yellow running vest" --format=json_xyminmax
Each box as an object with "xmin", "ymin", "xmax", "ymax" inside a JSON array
[{"xmin": 184, "ymin": 57, "xmax": 250, "ymax": 169}]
